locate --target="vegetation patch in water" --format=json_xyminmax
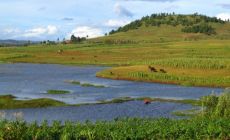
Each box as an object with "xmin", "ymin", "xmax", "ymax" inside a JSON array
[
  {"xmin": 0, "ymin": 95, "xmax": 66, "ymax": 109},
  {"xmin": 99, "ymin": 97, "xmax": 133, "ymax": 104},
  {"xmin": 172, "ymin": 109, "xmax": 200, "ymax": 117},
  {"xmin": 47, "ymin": 90, "xmax": 70, "ymax": 94},
  {"xmin": 65, "ymin": 80, "xmax": 106, "ymax": 88}
]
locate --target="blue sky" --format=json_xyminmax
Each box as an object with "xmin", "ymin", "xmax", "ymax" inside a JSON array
[{"xmin": 0, "ymin": 0, "xmax": 229, "ymax": 41}]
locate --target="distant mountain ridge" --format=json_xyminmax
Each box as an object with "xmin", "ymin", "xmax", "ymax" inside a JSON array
[{"xmin": 0, "ymin": 39, "xmax": 38, "ymax": 46}]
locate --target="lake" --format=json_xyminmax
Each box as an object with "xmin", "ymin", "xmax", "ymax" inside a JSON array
[{"xmin": 0, "ymin": 63, "xmax": 223, "ymax": 122}]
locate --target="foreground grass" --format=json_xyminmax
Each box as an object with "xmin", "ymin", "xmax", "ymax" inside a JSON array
[
  {"xmin": 0, "ymin": 92, "xmax": 229, "ymax": 139},
  {"xmin": 0, "ymin": 117, "xmax": 230, "ymax": 140},
  {"xmin": 0, "ymin": 95, "xmax": 66, "ymax": 109}
]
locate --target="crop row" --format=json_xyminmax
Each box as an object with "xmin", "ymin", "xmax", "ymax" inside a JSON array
[
  {"xmin": 139, "ymin": 58, "xmax": 230, "ymax": 70},
  {"xmin": 129, "ymin": 72, "xmax": 230, "ymax": 87}
]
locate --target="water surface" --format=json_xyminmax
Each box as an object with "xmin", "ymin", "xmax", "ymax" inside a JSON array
[
  {"xmin": 0, "ymin": 63, "xmax": 223, "ymax": 104},
  {"xmin": 1, "ymin": 101, "xmax": 196, "ymax": 123}
]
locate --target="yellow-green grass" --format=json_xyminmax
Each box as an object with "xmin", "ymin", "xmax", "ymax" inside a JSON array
[
  {"xmin": 96, "ymin": 65, "xmax": 230, "ymax": 87},
  {"xmin": 0, "ymin": 95, "xmax": 66, "ymax": 109},
  {"xmin": 0, "ymin": 40, "xmax": 229, "ymax": 66}
]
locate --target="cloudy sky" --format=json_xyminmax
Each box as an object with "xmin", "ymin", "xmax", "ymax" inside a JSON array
[{"xmin": 0, "ymin": 0, "xmax": 230, "ymax": 41}]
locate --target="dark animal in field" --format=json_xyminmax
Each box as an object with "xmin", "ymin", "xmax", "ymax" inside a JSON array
[
  {"xmin": 144, "ymin": 99, "xmax": 151, "ymax": 105},
  {"xmin": 148, "ymin": 66, "xmax": 157, "ymax": 72},
  {"xmin": 160, "ymin": 69, "xmax": 166, "ymax": 73},
  {"xmin": 57, "ymin": 49, "xmax": 63, "ymax": 54},
  {"xmin": 110, "ymin": 71, "xmax": 114, "ymax": 75}
]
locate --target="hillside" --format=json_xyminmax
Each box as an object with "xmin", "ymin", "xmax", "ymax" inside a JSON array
[{"xmin": 91, "ymin": 13, "xmax": 230, "ymax": 43}]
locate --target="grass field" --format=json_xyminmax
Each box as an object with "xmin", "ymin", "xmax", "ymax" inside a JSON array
[
  {"xmin": 0, "ymin": 21, "xmax": 229, "ymax": 88},
  {"xmin": 0, "ymin": 39, "xmax": 229, "ymax": 87}
]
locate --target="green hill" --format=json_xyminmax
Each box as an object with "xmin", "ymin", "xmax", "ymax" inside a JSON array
[{"xmin": 91, "ymin": 13, "xmax": 230, "ymax": 43}]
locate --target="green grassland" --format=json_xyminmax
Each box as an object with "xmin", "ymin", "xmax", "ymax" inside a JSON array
[{"xmin": 0, "ymin": 39, "xmax": 229, "ymax": 87}]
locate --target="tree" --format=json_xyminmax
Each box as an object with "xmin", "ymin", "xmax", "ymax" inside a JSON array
[{"xmin": 71, "ymin": 35, "xmax": 78, "ymax": 43}]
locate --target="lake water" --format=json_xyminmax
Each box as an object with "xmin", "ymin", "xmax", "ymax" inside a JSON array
[
  {"xmin": 0, "ymin": 63, "xmax": 222, "ymax": 122},
  {"xmin": 1, "ymin": 101, "xmax": 197, "ymax": 123}
]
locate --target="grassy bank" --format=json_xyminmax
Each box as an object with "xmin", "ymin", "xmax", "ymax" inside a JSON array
[
  {"xmin": 96, "ymin": 65, "xmax": 230, "ymax": 87},
  {"xmin": 0, "ymin": 95, "xmax": 66, "ymax": 109}
]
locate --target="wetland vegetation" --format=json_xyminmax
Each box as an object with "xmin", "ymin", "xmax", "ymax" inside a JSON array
[
  {"xmin": 0, "ymin": 90, "xmax": 230, "ymax": 140},
  {"xmin": 0, "ymin": 13, "xmax": 229, "ymax": 139},
  {"xmin": 65, "ymin": 80, "xmax": 106, "ymax": 88},
  {"xmin": 47, "ymin": 90, "xmax": 71, "ymax": 95}
]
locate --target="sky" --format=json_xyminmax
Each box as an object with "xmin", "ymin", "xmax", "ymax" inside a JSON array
[{"xmin": 0, "ymin": 0, "xmax": 230, "ymax": 41}]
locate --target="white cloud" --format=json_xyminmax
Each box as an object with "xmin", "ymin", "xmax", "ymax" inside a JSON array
[
  {"xmin": 216, "ymin": 13, "xmax": 230, "ymax": 21},
  {"xmin": 114, "ymin": 3, "xmax": 133, "ymax": 17},
  {"xmin": 23, "ymin": 25, "xmax": 58, "ymax": 37},
  {"xmin": 105, "ymin": 19, "xmax": 131, "ymax": 27},
  {"xmin": 68, "ymin": 26, "xmax": 103, "ymax": 39},
  {"xmin": 47, "ymin": 25, "xmax": 58, "ymax": 35},
  {"xmin": 3, "ymin": 28, "xmax": 20, "ymax": 34}
]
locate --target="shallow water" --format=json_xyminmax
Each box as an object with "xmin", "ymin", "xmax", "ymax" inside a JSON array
[
  {"xmin": 1, "ymin": 101, "xmax": 197, "ymax": 123},
  {"xmin": 0, "ymin": 63, "xmax": 223, "ymax": 104},
  {"xmin": 0, "ymin": 63, "xmax": 222, "ymax": 122}
]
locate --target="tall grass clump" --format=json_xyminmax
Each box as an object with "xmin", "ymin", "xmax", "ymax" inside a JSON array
[{"xmin": 201, "ymin": 89, "xmax": 230, "ymax": 118}]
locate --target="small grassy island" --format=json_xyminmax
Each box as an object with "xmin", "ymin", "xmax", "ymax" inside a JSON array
[
  {"xmin": 65, "ymin": 80, "xmax": 106, "ymax": 88},
  {"xmin": 0, "ymin": 95, "xmax": 66, "ymax": 109},
  {"xmin": 47, "ymin": 90, "xmax": 71, "ymax": 94}
]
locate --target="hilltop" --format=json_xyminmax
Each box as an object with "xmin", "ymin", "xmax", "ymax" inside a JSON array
[{"xmin": 91, "ymin": 13, "xmax": 230, "ymax": 43}]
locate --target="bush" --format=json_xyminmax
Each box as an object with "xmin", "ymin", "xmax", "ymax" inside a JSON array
[{"xmin": 201, "ymin": 89, "xmax": 230, "ymax": 118}]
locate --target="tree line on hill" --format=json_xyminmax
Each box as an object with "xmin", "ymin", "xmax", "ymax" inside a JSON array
[
  {"xmin": 39, "ymin": 35, "xmax": 87, "ymax": 45},
  {"xmin": 109, "ymin": 13, "xmax": 227, "ymax": 35}
]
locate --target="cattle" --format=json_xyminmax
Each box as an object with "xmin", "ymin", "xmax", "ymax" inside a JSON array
[
  {"xmin": 57, "ymin": 49, "xmax": 63, "ymax": 54},
  {"xmin": 144, "ymin": 99, "xmax": 151, "ymax": 105},
  {"xmin": 148, "ymin": 66, "xmax": 157, "ymax": 72}
]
